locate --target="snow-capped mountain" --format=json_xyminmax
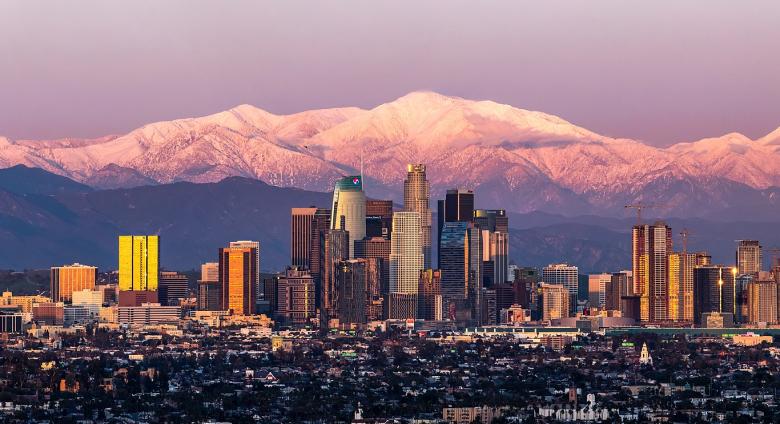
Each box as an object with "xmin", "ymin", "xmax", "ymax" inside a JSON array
[{"xmin": 2, "ymin": 91, "xmax": 779, "ymax": 218}]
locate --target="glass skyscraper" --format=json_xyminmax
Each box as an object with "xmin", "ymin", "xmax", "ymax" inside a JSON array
[{"xmin": 331, "ymin": 175, "xmax": 366, "ymax": 258}]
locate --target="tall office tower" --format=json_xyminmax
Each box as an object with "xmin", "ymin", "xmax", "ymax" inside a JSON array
[
  {"xmin": 693, "ymin": 265, "xmax": 736, "ymax": 325},
  {"xmin": 418, "ymin": 269, "xmax": 443, "ymax": 321},
  {"xmin": 668, "ymin": 252, "xmax": 696, "ymax": 322},
  {"xmin": 291, "ymin": 207, "xmax": 318, "ymax": 269},
  {"xmin": 439, "ymin": 221, "xmax": 482, "ymax": 322},
  {"xmin": 539, "ymin": 283, "xmax": 570, "ymax": 321},
  {"xmin": 159, "ymin": 271, "xmax": 188, "ymax": 306},
  {"xmin": 118, "ymin": 235, "xmax": 160, "ymax": 291},
  {"xmin": 51, "ymin": 263, "xmax": 97, "ymax": 303},
  {"xmin": 734, "ymin": 273, "xmax": 753, "ymax": 324},
  {"xmin": 276, "ymin": 267, "xmax": 316, "ymax": 326},
  {"xmin": 542, "ymin": 264, "xmax": 579, "ymax": 302},
  {"xmin": 219, "ymin": 246, "xmax": 258, "ymax": 315},
  {"xmin": 512, "ymin": 267, "xmax": 539, "ymax": 309},
  {"xmin": 309, "ymin": 208, "xmax": 331, "ymax": 288},
  {"xmin": 606, "ymin": 271, "xmax": 632, "ymax": 312},
  {"xmin": 354, "ymin": 237, "xmax": 391, "ymax": 298},
  {"xmin": 389, "ymin": 212, "xmax": 424, "ymax": 295},
  {"xmin": 631, "ymin": 222, "xmax": 672, "ymax": 322},
  {"xmin": 403, "ymin": 164, "xmax": 432, "ymax": 269},
  {"xmin": 388, "ymin": 212, "xmax": 423, "ymax": 319},
  {"xmin": 587, "ymin": 273, "xmax": 612, "ymax": 309},
  {"xmin": 320, "ymin": 229, "xmax": 349, "ymax": 324},
  {"xmin": 331, "ymin": 175, "xmax": 366, "ymax": 258},
  {"xmin": 492, "ymin": 284, "xmax": 516, "ymax": 318},
  {"xmin": 436, "ymin": 189, "xmax": 474, "ymax": 267},
  {"xmin": 736, "ymin": 240, "xmax": 762, "ymax": 276},
  {"xmin": 198, "ymin": 262, "xmax": 220, "ymax": 310},
  {"xmin": 334, "ymin": 259, "xmax": 377, "ymax": 328},
  {"xmin": 475, "ymin": 210, "xmax": 510, "ymax": 286},
  {"xmin": 366, "ymin": 199, "xmax": 393, "ymax": 239},
  {"xmin": 229, "ymin": 241, "xmax": 261, "ymax": 300},
  {"xmin": 747, "ymin": 279, "xmax": 778, "ymax": 324}
]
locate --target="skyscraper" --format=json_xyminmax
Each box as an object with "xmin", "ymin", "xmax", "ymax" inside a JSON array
[
  {"xmin": 320, "ymin": 229, "xmax": 349, "ymax": 325},
  {"xmin": 159, "ymin": 271, "xmax": 188, "ymax": 306},
  {"xmin": 437, "ymin": 189, "xmax": 474, "ymax": 267},
  {"xmin": 747, "ymin": 279, "xmax": 777, "ymax": 325},
  {"xmin": 403, "ymin": 164, "xmax": 432, "ymax": 269},
  {"xmin": 439, "ymin": 221, "xmax": 482, "ymax": 322},
  {"xmin": 539, "ymin": 283, "xmax": 570, "ymax": 321},
  {"xmin": 668, "ymin": 252, "xmax": 695, "ymax": 322},
  {"xmin": 366, "ymin": 199, "xmax": 393, "ymax": 239},
  {"xmin": 587, "ymin": 273, "xmax": 612, "ymax": 309},
  {"xmin": 334, "ymin": 259, "xmax": 380, "ymax": 328},
  {"xmin": 354, "ymin": 236, "xmax": 391, "ymax": 299},
  {"xmin": 542, "ymin": 264, "xmax": 579, "ymax": 302},
  {"xmin": 51, "ymin": 263, "xmax": 97, "ymax": 303},
  {"xmin": 331, "ymin": 175, "xmax": 366, "ymax": 258},
  {"xmin": 118, "ymin": 235, "xmax": 159, "ymax": 292},
  {"xmin": 475, "ymin": 209, "xmax": 510, "ymax": 286},
  {"xmin": 276, "ymin": 267, "xmax": 316, "ymax": 326},
  {"xmin": 606, "ymin": 271, "xmax": 632, "ymax": 312},
  {"xmin": 736, "ymin": 240, "xmax": 762, "ymax": 276},
  {"xmin": 693, "ymin": 265, "xmax": 736, "ymax": 325},
  {"xmin": 632, "ymin": 222, "xmax": 672, "ymax": 322},
  {"xmin": 308, "ymin": 208, "xmax": 331, "ymax": 288},
  {"xmin": 229, "ymin": 241, "xmax": 261, "ymax": 300},
  {"xmin": 219, "ymin": 246, "xmax": 258, "ymax": 315},
  {"xmin": 291, "ymin": 207, "xmax": 318, "ymax": 269},
  {"xmin": 388, "ymin": 212, "xmax": 423, "ymax": 320},
  {"xmin": 418, "ymin": 269, "xmax": 443, "ymax": 321},
  {"xmin": 198, "ymin": 262, "xmax": 221, "ymax": 311},
  {"xmin": 389, "ymin": 212, "xmax": 424, "ymax": 295}
]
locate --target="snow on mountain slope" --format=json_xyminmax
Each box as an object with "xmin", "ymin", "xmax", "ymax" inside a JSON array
[{"xmin": 1, "ymin": 92, "xmax": 779, "ymax": 215}]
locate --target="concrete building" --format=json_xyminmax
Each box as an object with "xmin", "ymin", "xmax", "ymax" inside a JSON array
[
  {"xmin": 276, "ymin": 267, "xmax": 316, "ymax": 326},
  {"xmin": 291, "ymin": 207, "xmax": 318, "ymax": 269},
  {"xmin": 539, "ymin": 283, "xmax": 570, "ymax": 321}
]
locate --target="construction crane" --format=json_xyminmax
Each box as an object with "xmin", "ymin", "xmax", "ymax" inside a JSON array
[
  {"xmin": 679, "ymin": 228, "xmax": 692, "ymax": 253},
  {"xmin": 624, "ymin": 202, "xmax": 662, "ymax": 226}
]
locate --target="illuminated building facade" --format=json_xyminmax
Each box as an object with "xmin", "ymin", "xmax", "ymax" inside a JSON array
[
  {"xmin": 51, "ymin": 263, "xmax": 97, "ymax": 303},
  {"xmin": 219, "ymin": 246, "xmax": 258, "ymax": 315},
  {"xmin": 118, "ymin": 235, "xmax": 159, "ymax": 291}
]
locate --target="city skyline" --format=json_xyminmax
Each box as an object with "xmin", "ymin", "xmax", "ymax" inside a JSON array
[{"xmin": 3, "ymin": 3, "xmax": 780, "ymax": 422}]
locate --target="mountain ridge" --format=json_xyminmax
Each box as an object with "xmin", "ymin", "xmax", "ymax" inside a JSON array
[{"xmin": 2, "ymin": 91, "xmax": 779, "ymax": 218}]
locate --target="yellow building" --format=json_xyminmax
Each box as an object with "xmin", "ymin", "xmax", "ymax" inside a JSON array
[
  {"xmin": 668, "ymin": 253, "xmax": 695, "ymax": 322},
  {"xmin": 118, "ymin": 235, "xmax": 159, "ymax": 291}
]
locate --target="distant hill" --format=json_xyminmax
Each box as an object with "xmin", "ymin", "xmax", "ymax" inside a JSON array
[
  {"xmin": 0, "ymin": 164, "xmax": 92, "ymax": 195},
  {"xmin": 1, "ymin": 166, "xmax": 779, "ymax": 274},
  {"xmin": 0, "ymin": 171, "xmax": 331, "ymax": 271}
]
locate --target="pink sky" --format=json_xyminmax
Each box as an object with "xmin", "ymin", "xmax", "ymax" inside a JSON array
[{"xmin": 1, "ymin": 1, "xmax": 779, "ymax": 146}]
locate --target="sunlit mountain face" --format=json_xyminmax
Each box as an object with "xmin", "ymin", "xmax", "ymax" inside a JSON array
[{"xmin": 2, "ymin": 91, "xmax": 780, "ymax": 218}]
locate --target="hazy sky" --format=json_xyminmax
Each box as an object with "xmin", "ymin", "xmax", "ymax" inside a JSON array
[{"xmin": 1, "ymin": 1, "xmax": 779, "ymax": 145}]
